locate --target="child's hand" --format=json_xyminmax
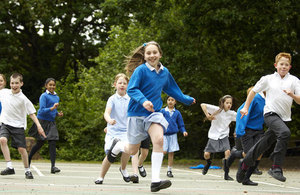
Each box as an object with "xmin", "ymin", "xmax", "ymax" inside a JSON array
[
  {"xmin": 52, "ymin": 103, "xmax": 59, "ymax": 110},
  {"xmin": 109, "ymin": 119, "xmax": 117, "ymax": 125},
  {"xmin": 240, "ymin": 107, "xmax": 248, "ymax": 118},
  {"xmin": 283, "ymin": 89, "xmax": 293, "ymax": 97},
  {"xmin": 37, "ymin": 125, "xmax": 46, "ymax": 138},
  {"xmin": 58, "ymin": 111, "xmax": 63, "ymax": 117},
  {"xmin": 206, "ymin": 114, "xmax": 215, "ymax": 121},
  {"xmin": 143, "ymin": 101, "xmax": 155, "ymax": 112},
  {"xmin": 192, "ymin": 98, "xmax": 196, "ymax": 104},
  {"xmin": 104, "ymin": 127, "xmax": 107, "ymax": 133},
  {"xmin": 183, "ymin": 132, "xmax": 188, "ymax": 137}
]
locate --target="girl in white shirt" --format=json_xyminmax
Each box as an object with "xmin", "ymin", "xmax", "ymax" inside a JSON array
[{"xmin": 200, "ymin": 95, "xmax": 237, "ymax": 180}]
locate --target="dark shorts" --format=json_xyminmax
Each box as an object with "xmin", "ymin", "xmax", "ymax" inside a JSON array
[
  {"xmin": 28, "ymin": 119, "xmax": 59, "ymax": 141},
  {"xmin": 140, "ymin": 136, "xmax": 150, "ymax": 149},
  {"xmin": 204, "ymin": 136, "xmax": 230, "ymax": 153},
  {"xmin": 0, "ymin": 124, "xmax": 26, "ymax": 149},
  {"xmin": 241, "ymin": 128, "xmax": 264, "ymax": 153}
]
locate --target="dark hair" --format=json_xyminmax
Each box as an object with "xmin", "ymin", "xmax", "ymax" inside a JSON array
[
  {"xmin": 10, "ymin": 73, "xmax": 23, "ymax": 82},
  {"xmin": 45, "ymin": 78, "xmax": 56, "ymax": 86}
]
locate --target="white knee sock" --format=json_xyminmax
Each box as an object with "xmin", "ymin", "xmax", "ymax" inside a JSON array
[{"xmin": 151, "ymin": 152, "xmax": 163, "ymax": 183}]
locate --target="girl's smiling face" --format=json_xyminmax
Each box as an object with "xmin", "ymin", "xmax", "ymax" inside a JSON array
[
  {"xmin": 46, "ymin": 80, "xmax": 56, "ymax": 94},
  {"xmin": 144, "ymin": 44, "xmax": 162, "ymax": 67}
]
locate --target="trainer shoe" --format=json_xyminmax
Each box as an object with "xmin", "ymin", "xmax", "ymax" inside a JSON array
[
  {"xmin": 25, "ymin": 171, "xmax": 34, "ymax": 179},
  {"xmin": 253, "ymin": 168, "xmax": 263, "ymax": 175},
  {"xmin": 167, "ymin": 171, "xmax": 174, "ymax": 178},
  {"xmin": 151, "ymin": 180, "xmax": 172, "ymax": 192},
  {"xmin": 236, "ymin": 159, "xmax": 246, "ymax": 183},
  {"xmin": 1, "ymin": 167, "xmax": 15, "ymax": 175},
  {"xmin": 268, "ymin": 168, "xmax": 286, "ymax": 182},
  {"xmin": 242, "ymin": 179, "xmax": 258, "ymax": 186},
  {"xmin": 119, "ymin": 167, "xmax": 131, "ymax": 182},
  {"xmin": 138, "ymin": 165, "xmax": 147, "ymax": 177},
  {"xmin": 95, "ymin": 178, "xmax": 103, "ymax": 184},
  {"xmin": 51, "ymin": 167, "xmax": 61, "ymax": 174},
  {"xmin": 107, "ymin": 138, "xmax": 120, "ymax": 163},
  {"xmin": 130, "ymin": 174, "xmax": 139, "ymax": 183}
]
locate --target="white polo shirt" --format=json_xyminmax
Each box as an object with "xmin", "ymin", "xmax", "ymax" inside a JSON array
[
  {"xmin": 205, "ymin": 104, "xmax": 237, "ymax": 140},
  {"xmin": 253, "ymin": 72, "xmax": 300, "ymax": 121},
  {"xmin": 0, "ymin": 88, "xmax": 36, "ymax": 129}
]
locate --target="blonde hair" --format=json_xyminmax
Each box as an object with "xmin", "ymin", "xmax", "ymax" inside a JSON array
[
  {"xmin": 124, "ymin": 41, "xmax": 163, "ymax": 77},
  {"xmin": 275, "ymin": 52, "xmax": 291, "ymax": 64},
  {"xmin": 0, "ymin": 74, "xmax": 6, "ymax": 84},
  {"xmin": 113, "ymin": 73, "xmax": 129, "ymax": 87}
]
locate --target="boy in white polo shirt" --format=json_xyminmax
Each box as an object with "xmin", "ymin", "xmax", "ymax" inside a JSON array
[
  {"xmin": 0, "ymin": 73, "xmax": 46, "ymax": 179},
  {"xmin": 237, "ymin": 52, "xmax": 300, "ymax": 183}
]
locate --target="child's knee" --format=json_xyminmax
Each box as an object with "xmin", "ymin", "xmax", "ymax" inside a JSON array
[
  {"xmin": 18, "ymin": 147, "xmax": 27, "ymax": 154},
  {"xmin": 0, "ymin": 137, "xmax": 8, "ymax": 145},
  {"xmin": 204, "ymin": 152, "xmax": 210, "ymax": 159}
]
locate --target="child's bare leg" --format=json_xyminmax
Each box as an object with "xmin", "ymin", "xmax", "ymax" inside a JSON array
[
  {"xmin": 138, "ymin": 148, "xmax": 149, "ymax": 166},
  {"xmin": 0, "ymin": 137, "xmax": 11, "ymax": 161},
  {"xmin": 148, "ymin": 123, "xmax": 164, "ymax": 182},
  {"xmin": 224, "ymin": 150, "xmax": 230, "ymax": 159},
  {"xmin": 168, "ymin": 152, "xmax": 174, "ymax": 167},
  {"xmin": 18, "ymin": 147, "xmax": 29, "ymax": 168},
  {"xmin": 120, "ymin": 152, "xmax": 130, "ymax": 170},
  {"xmin": 100, "ymin": 156, "xmax": 111, "ymax": 178},
  {"xmin": 131, "ymin": 151, "xmax": 139, "ymax": 175},
  {"xmin": 204, "ymin": 152, "xmax": 211, "ymax": 160}
]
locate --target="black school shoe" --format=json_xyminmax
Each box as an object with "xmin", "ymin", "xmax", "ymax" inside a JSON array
[
  {"xmin": 253, "ymin": 168, "xmax": 263, "ymax": 175},
  {"xmin": 268, "ymin": 168, "xmax": 286, "ymax": 182},
  {"xmin": 167, "ymin": 171, "xmax": 174, "ymax": 178},
  {"xmin": 242, "ymin": 178, "xmax": 258, "ymax": 186},
  {"xmin": 138, "ymin": 165, "xmax": 147, "ymax": 177},
  {"xmin": 130, "ymin": 174, "xmax": 139, "ymax": 183},
  {"xmin": 107, "ymin": 138, "xmax": 120, "ymax": 163},
  {"xmin": 236, "ymin": 159, "xmax": 246, "ymax": 183},
  {"xmin": 25, "ymin": 171, "xmax": 34, "ymax": 179},
  {"xmin": 95, "ymin": 178, "xmax": 103, "ymax": 184},
  {"xmin": 119, "ymin": 167, "xmax": 131, "ymax": 182},
  {"xmin": 151, "ymin": 180, "xmax": 172, "ymax": 192},
  {"xmin": 51, "ymin": 167, "xmax": 61, "ymax": 174},
  {"xmin": 0, "ymin": 167, "xmax": 15, "ymax": 175}
]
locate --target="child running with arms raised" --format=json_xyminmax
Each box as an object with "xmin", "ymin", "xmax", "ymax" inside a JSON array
[
  {"xmin": 237, "ymin": 52, "xmax": 300, "ymax": 183},
  {"xmin": 28, "ymin": 78, "xmax": 63, "ymax": 174},
  {"xmin": 105, "ymin": 41, "xmax": 195, "ymax": 192},
  {"xmin": 0, "ymin": 73, "xmax": 46, "ymax": 179},
  {"xmin": 201, "ymin": 95, "xmax": 236, "ymax": 180},
  {"xmin": 161, "ymin": 96, "xmax": 188, "ymax": 178}
]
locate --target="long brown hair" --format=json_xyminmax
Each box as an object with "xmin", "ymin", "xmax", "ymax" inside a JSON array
[{"xmin": 124, "ymin": 41, "xmax": 163, "ymax": 77}]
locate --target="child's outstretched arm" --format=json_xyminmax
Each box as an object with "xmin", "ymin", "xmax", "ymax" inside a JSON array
[
  {"xmin": 240, "ymin": 90, "xmax": 256, "ymax": 118},
  {"xmin": 29, "ymin": 114, "xmax": 46, "ymax": 138},
  {"xmin": 283, "ymin": 90, "xmax": 300, "ymax": 104},
  {"xmin": 104, "ymin": 107, "xmax": 116, "ymax": 125}
]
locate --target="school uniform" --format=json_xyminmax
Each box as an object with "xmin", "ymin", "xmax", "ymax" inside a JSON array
[
  {"xmin": 29, "ymin": 90, "xmax": 60, "ymax": 140},
  {"xmin": 0, "ymin": 88, "xmax": 36, "ymax": 148},
  {"xmin": 203, "ymin": 104, "xmax": 236, "ymax": 153},
  {"xmin": 104, "ymin": 93, "xmax": 130, "ymax": 152},
  {"xmin": 127, "ymin": 62, "xmax": 194, "ymax": 145},
  {"xmin": 243, "ymin": 72, "xmax": 300, "ymax": 167},
  {"xmin": 161, "ymin": 107, "xmax": 186, "ymax": 153},
  {"xmin": 236, "ymin": 93, "xmax": 265, "ymax": 153}
]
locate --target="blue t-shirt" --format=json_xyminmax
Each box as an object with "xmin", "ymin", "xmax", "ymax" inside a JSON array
[
  {"xmin": 236, "ymin": 93, "xmax": 265, "ymax": 138},
  {"xmin": 127, "ymin": 63, "xmax": 194, "ymax": 117},
  {"xmin": 37, "ymin": 91, "xmax": 60, "ymax": 121}
]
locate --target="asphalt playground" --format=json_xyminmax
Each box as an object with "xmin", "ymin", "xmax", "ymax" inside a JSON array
[{"xmin": 0, "ymin": 160, "xmax": 300, "ymax": 195}]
